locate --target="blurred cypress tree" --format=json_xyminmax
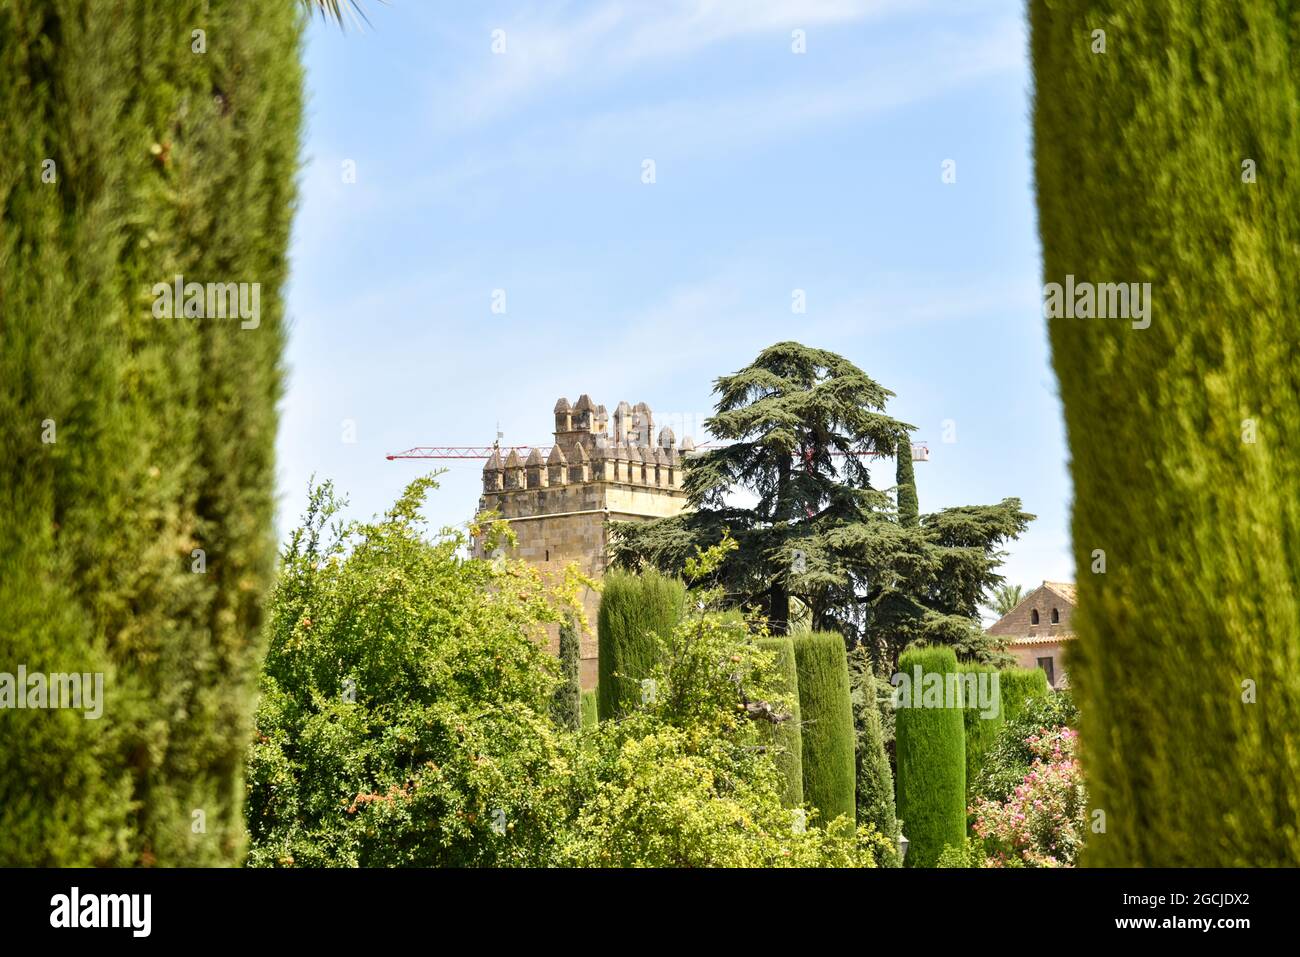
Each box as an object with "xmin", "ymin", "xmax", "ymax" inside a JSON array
[
  {"xmin": 1032, "ymin": 0, "xmax": 1300, "ymax": 865},
  {"xmin": 0, "ymin": 0, "xmax": 303, "ymax": 864}
]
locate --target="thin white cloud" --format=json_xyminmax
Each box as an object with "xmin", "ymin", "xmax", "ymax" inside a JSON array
[{"xmin": 433, "ymin": 0, "xmax": 923, "ymax": 127}]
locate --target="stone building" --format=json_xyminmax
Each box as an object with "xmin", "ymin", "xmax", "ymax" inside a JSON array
[
  {"xmin": 474, "ymin": 396, "xmax": 693, "ymax": 688},
  {"xmin": 986, "ymin": 580, "xmax": 1076, "ymax": 688}
]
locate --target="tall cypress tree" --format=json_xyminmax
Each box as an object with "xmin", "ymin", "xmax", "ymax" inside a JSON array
[
  {"xmin": 551, "ymin": 617, "xmax": 582, "ymax": 731},
  {"xmin": 0, "ymin": 0, "xmax": 303, "ymax": 864},
  {"xmin": 1032, "ymin": 1, "xmax": 1300, "ymax": 865},
  {"xmin": 895, "ymin": 439, "xmax": 918, "ymax": 528}
]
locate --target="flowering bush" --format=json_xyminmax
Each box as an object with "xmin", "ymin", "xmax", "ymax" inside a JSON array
[{"xmin": 969, "ymin": 725, "xmax": 1087, "ymax": 867}]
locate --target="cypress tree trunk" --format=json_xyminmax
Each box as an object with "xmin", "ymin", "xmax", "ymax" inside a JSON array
[
  {"xmin": 0, "ymin": 0, "xmax": 302, "ymax": 864},
  {"xmin": 1032, "ymin": 1, "xmax": 1300, "ymax": 865}
]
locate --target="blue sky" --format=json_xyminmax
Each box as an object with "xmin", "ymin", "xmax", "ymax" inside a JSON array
[{"xmin": 278, "ymin": 0, "xmax": 1074, "ymax": 606}]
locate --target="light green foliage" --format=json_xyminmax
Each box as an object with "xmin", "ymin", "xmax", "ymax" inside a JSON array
[
  {"xmin": 936, "ymin": 837, "xmax": 985, "ymax": 869},
  {"xmin": 246, "ymin": 479, "xmax": 575, "ymax": 867},
  {"xmin": 249, "ymin": 483, "xmax": 888, "ymax": 867},
  {"xmin": 895, "ymin": 646, "xmax": 966, "ymax": 867},
  {"xmin": 596, "ymin": 569, "xmax": 686, "ymax": 721},
  {"xmin": 1032, "ymin": 0, "xmax": 1300, "ymax": 865},
  {"xmin": 793, "ymin": 633, "xmax": 856, "ymax": 827},
  {"xmin": 0, "ymin": 0, "xmax": 302, "ymax": 864},
  {"xmin": 581, "ymin": 690, "xmax": 598, "ymax": 729},
  {"xmin": 563, "ymin": 613, "xmax": 889, "ymax": 867},
  {"xmin": 754, "ymin": 637, "xmax": 804, "ymax": 808}
]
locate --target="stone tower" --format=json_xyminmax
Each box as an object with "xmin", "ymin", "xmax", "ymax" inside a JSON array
[{"xmin": 475, "ymin": 395, "xmax": 694, "ymax": 687}]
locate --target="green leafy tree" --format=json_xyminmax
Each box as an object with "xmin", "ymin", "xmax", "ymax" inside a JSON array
[
  {"xmin": 1032, "ymin": 0, "xmax": 1300, "ymax": 866},
  {"xmin": 610, "ymin": 342, "xmax": 1033, "ymax": 669},
  {"xmin": 249, "ymin": 483, "xmax": 889, "ymax": 868},
  {"xmin": 0, "ymin": 0, "xmax": 302, "ymax": 865},
  {"xmin": 246, "ymin": 478, "xmax": 578, "ymax": 867}
]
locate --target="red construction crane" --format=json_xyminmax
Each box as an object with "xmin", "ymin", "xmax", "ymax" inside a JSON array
[{"xmin": 386, "ymin": 442, "xmax": 931, "ymax": 462}]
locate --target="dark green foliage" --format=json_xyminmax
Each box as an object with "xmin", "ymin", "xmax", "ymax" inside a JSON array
[
  {"xmin": 551, "ymin": 618, "xmax": 582, "ymax": 731},
  {"xmin": 755, "ymin": 637, "xmax": 804, "ymax": 808},
  {"xmin": 852, "ymin": 674, "xmax": 899, "ymax": 864},
  {"xmin": 581, "ymin": 689, "xmax": 598, "ymax": 729},
  {"xmin": 895, "ymin": 646, "xmax": 966, "ymax": 867},
  {"xmin": 596, "ymin": 569, "xmax": 686, "ymax": 721},
  {"xmin": 959, "ymin": 663, "xmax": 1003, "ymax": 797},
  {"xmin": 896, "ymin": 443, "xmax": 918, "ymax": 527},
  {"xmin": 608, "ymin": 342, "xmax": 1032, "ymax": 669},
  {"xmin": 997, "ymin": 667, "xmax": 1050, "ymax": 727},
  {"xmin": 0, "ymin": 0, "xmax": 302, "ymax": 865},
  {"xmin": 792, "ymin": 633, "xmax": 856, "ymax": 826},
  {"xmin": 1032, "ymin": 0, "xmax": 1300, "ymax": 866},
  {"xmin": 974, "ymin": 691, "xmax": 1078, "ymax": 804}
]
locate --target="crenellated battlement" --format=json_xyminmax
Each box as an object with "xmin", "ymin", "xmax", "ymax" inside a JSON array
[{"xmin": 481, "ymin": 395, "xmax": 696, "ymax": 495}]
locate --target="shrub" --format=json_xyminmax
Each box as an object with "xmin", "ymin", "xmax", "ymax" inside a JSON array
[
  {"xmin": 853, "ymin": 680, "xmax": 900, "ymax": 864},
  {"xmin": 997, "ymin": 667, "xmax": 1050, "ymax": 726},
  {"xmin": 960, "ymin": 663, "xmax": 1003, "ymax": 794},
  {"xmin": 563, "ymin": 612, "xmax": 888, "ymax": 867},
  {"xmin": 250, "ymin": 496, "xmax": 883, "ymax": 868},
  {"xmin": 970, "ymin": 725, "xmax": 1087, "ymax": 867},
  {"xmin": 0, "ymin": 0, "xmax": 302, "ymax": 865},
  {"xmin": 975, "ymin": 690, "xmax": 1078, "ymax": 804},
  {"xmin": 551, "ymin": 618, "xmax": 582, "ymax": 731},
  {"xmin": 581, "ymin": 690, "xmax": 598, "ymax": 729},
  {"xmin": 754, "ymin": 637, "xmax": 804, "ymax": 808},
  {"xmin": 596, "ymin": 569, "xmax": 686, "ymax": 721},
  {"xmin": 246, "ymin": 480, "xmax": 573, "ymax": 867},
  {"xmin": 1031, "ymin": 0, "xmax": 1300, "ymax": 865},
  {"xmin": 793, "ymin": 633, "xmax": 856, "ymax": 826},
  {"xmin": 895, "ymin": 645, "xmax": 966, "ymax": 867},
  {"xmin": 935, "ymin": 836, "xmax": 985, "ymax": 869}
]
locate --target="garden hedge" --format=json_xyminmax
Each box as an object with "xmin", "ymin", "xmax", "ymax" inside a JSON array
[
  {"xmin": 792, "ymin": 632, "xmax": 855, "ymax": 826},
  {"xmin": 959, "ymin": 663, "xmax": 1003, "ymax": 799},
  {"xmin": 755, "ymin": 637, "xmax": 803, "ymax": 808},
  {"xmin": 596, "ymin": 569, "xmax": 685, "ymax": 720},
  {"xmin": 998, "ymin": 667, "xmax": 1049, "ymax": 725},
  {"xmin": 0, "ymin": 0, "xmax": 302, "ymax": 865},
  {"xmin": 895, "ymin": 646, "xmax": 966, "ymax": 867},
  {"xmin": 580, "ymin": 689, "xmax": 598, "ymax": 729},
  {"xmin": 1032, "ymin": 0, "xmax": 1300, "ymax": 865}
]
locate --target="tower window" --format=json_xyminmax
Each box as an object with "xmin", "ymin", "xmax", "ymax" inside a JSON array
[
  {"xmin": 1030, "ymin": 609, "xmax": 1040, "ymax": 625},
  {"xmin": 1050, "ymin": 607, "xmax": 1060, "ymax": 624}
]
